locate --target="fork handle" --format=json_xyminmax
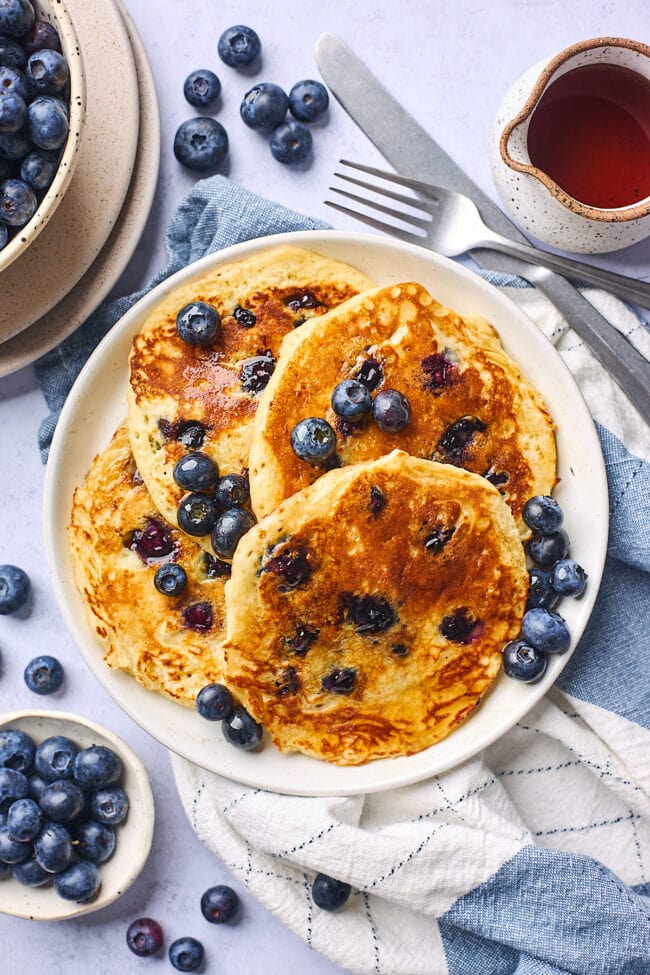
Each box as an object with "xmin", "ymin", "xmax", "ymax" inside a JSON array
[{"xmin": 477, "ymin": 231, "xmax": 650, "ymax": 309}]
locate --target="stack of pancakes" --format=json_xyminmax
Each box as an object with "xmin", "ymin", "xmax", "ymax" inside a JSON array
[{"xmin": 69, "ymin": 245, "xmax": 556, "ymax": 765}]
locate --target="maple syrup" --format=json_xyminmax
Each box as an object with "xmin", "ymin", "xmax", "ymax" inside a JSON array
[{"xmin": 527, "ymin": 63, "xmax": 650, "ymax": 209}]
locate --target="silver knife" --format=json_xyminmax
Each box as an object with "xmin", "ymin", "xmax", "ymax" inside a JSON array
[{"xmin": 315, "ymin": 33, "xmax": 650, "ymax": 427}]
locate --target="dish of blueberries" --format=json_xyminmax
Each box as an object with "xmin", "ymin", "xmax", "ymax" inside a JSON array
[
  {"xmin": 0, "ymin": 710, "xmax": 154, "ymax": 920},
  {"xmin": 43, "ymin": 230, "xmax": 609, "ymax": 798}
]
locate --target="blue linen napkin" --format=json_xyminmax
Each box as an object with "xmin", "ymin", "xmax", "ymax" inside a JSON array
[{"xmin": 36, "ymin": 176, "xmax": 650, "ymax": 974}]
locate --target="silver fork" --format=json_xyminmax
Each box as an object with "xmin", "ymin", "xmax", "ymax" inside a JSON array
[{"xmin": 325, "ymin": 160, "xmax": 650, "ymax": 309}]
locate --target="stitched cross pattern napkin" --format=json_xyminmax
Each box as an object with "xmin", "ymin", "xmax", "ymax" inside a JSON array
[{"xmin": 36, "ymin": 177, "xmax": 650, "ymax": 975}]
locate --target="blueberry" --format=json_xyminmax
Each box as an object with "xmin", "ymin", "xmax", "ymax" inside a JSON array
[
  {"xmin": 331, "ymin": 379, "xmax": 372, "ymax": 420},
  {"xmin": 27, "ymin": 773, "xmax": 47, "ymax": 801},
  {"xmin": 24, "ymin": 19, "xmax": 60, "ymax": 54},
  {"xmin": 372, "ymin": 389, "xmax": 411, "ymax": 432},
  {"xmin": 173, "ymin": 117, "xmax": 228, "ymax": 171},
  {"xmin": 0, "ymin": 824, "xmax": 31, "ymax": 862},
  {"xmin": 240, "ymin": 352, "xmax": 275, "ymax": 393},
  {"xmin": 182, "ymin": 601, "xmax": 214, "ymax": 633},
  {"xmin": 211, "ymin": 507, "xmax": 256, "ymax": 559},
  {"xmin": 521, "ymin": 607, "xmax": 571, "ymax": 654},
  {"xmin": 169, "ymin": 937, "xmax": 204, "ymax": 973},
  {"xmin": 34, "ymin": 821, "xmax": 72, "ymax": 873},
  {"xmin": 200, "ymin": 884, "xmax": 240, "ymax": 923},
  {"xmin": 6, "ymin": 797, "xmax": 41, "ymax": 841},
  {"xmin": 154, "ymin": 562, "xmax": 188, "ymax": 597},
  {"xmin": 0, "ymin": 564, "xmax": 31, "ymax": 614},
  {"xmin": 269, "ymin": 120, "xmax": 313, "ymax": 165},
  {"xmin": 54, "ymin": 860, "xmax": 101, "ymax": 902},
  {"xmin": 0, "ymin": 729, "xmax": 35, "ymax": 772},
  {"xmin": 0, "ymin": 90, "xmax": 25, "ymax": 133},
  {"xmin": 522, "ymin": 495, "xmax": 563, "ymax": 535},
  {"xmin": 39, "ymin": 779, "xmax": 84, "ymax": 823},
  {"xmin": 502, "ymin": 639, "xmax": 547, "ymax": 682},
  {"xmin": 0, "ymin": 64, "xmax": 27, "ymax": 99},
  {"xmin": 24, "ymin": 654, "xmax": 64, "ymax": 695},
  {"xmin": 127, "ymin": 917, "xmax": 164, "ymax": 957},
  {"xmin": 34, "ymin": 735, "xmax": 78, "ymax": 782},
  {"xmin": 214, "ymin": 473, "xmax": 249, "ymax": 508},
  {"xmin": 526, "ymin": 567, "xmax": 557, "ymax": 610},
  {"xmin": 28, "ymin": 95, "xmax": 69, "ymax": 150},
  {"xmin": 183, "ymin": 68, "xmax": 221, "ymax": 107},
  {"xmin": 173, "ymin": 451, "xmax": 219, "ymax": 493},
  {"xmin": 526, "ymin": 529, "xmax": 569, "ymax": 567},
  {"xmin": 73, "ymin": 819, "xmax": 116, "ymax": 863},
  {"xmin": 0, "ymin": 1, "xmax": 35, "ymax": 38},
  {"xmin": 0, "ymin": 175, "xmax": 35, "ymax": 226},
  {"xmin": 240, "ymin": 82, "xmax": 288, "ymax": 130},
  {"xmin": 0, "ymin": 34, "xmax": 26, "ymax": 68},
  {"xmin": 312, "ymin": 873, "xmax": 351, "ymax": 911},
  {"xmin": 552, "ymin": 559, "xmax": 588, "ymax": 598},
  {"xmin": 25, "ymin": 48, "xmax": 68, "ymax": 93},
  {"xmin": 90, "ymin": 786, "xmax": 129, "ymax": 826},
  {"xmin": 176, "ymin": 300, "xmax": 221, "ymax": 345},
  {"xmin": 12, "ymin": 857, "xmax": 51, "ymax": 886},
  {"xmin": 289, "ymin": 79, "xmax": 329, "ymax": 122},
  {"xmin": 178, "ymin": 493, "xmax": 220, "ymax": 536},
  {"xmin": 20, "ymin": 148, "xmax": 57, "ymax": 189},
  {"xmin": 159, "ymin": 418, "xmax": 207, "ymax": 449},
  {"xmin": 321, "ymin": 668, "xmax": 357, "ymax": 694},
  {"xmin": 0, "ymin": 766, "xmax": 28, "ymax": 811},
  {"xmin": 222, "ymin": 706, "xmax": 263, "ymax": 751},
  {"xmin": 0, "ymin": 221, "xmax": 6, "ymax": 248},
  {"xmin": 217, "ymin": 24, "xmax": 260, "ymax": 67},
  {"xmin": 290, "ymin": 417, "xmax": 336, "ymax": 465},
  {"xmin": 196, "ymin": 683, "xmax": 233, "ymax": 722},
  {"xmin": 73, "ymin": 745, "xmax": 122, "ymax": 791},
  {"xmin": 203, "ymin": 553, "xmax": 232, "ymax": 579}
]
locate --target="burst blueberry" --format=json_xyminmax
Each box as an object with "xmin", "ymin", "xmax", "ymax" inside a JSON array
[
  {"xmin": 200, "ymin": 883, "xmax": 240, "ymax": 923},
  {"xmin": 173, "ymin": 451, "xmax": 219, "ymax": 493},
  {"xmin": 218, "ymin": 24, "xmax": 260, "ymax": 67},
  {"xmin": 522, "ymin": 495, "xmax": 563, "ymax": 535},
  {"xmin": 222, "ymin": 706, "xmax": 262, "ymax": 751},
  {"xmin": 129, "ymin": 517, "xmax": 178, "ymax": 564},
  {"xmin": 28, "ymin": 95, "xmax": 68, "ymax": 150},
  {"xmin": 176, "ymin": 300, "xmax": 221, "ymax": 345},
  {"xmin": 312, "ymin": 873, "xmax": 351, "ymax": 911},
  {"xmin": 34, "ymin": 735, "xmax": 78, "ymax": 782},
  {"xmin": 269, "ymin": 120, "xmax": 313, "ymax": 165},
  {"xmin": 240, "ymin": 82, "xmax": 288, "ymax": 130},
  {"xmin": 126, "ymin": 917, "xmax": 164, "ymax": 957},
  {"xmin": 196, "ymin": 683, "xmax": 233, "ymax": 721},
  {"xmin": 34, "ymin": 821, "xmax": 72, "ymax": 873},
  {"xmin": 502, "ymin": 639, "xmax": 547, "ymax": 682},
  {"xmin": 526, "ymin": 529, "xmax": 569, "ymax": 567},
  {"xmin": 183, "ymin": 68, "xmax": 221, "ymax": 108},
  {"xmin": 174, "ymin": 117, "xmax": 228, "ymax": 172},
  {"xmin": 39, "ymin": 779, "xmax": 84, "ymax": 823},
  {"xmin": 552, "ymin": 559, "xmax": 588, "ymax": 598},
  {"xmin": 177, "ymin": 493, "xmax": 220, "ymax": 536},
  {"xmin": 211, "ymin": 507, "xmax": 256, "ymax": 559},
  {"xmin": 290, "ymin": 417, "xmax": 336, "ymax": 465},
  {"xmin": 25, "ymin": 48, "xmax": 68, "ymax": 93},
  {"xmin": 521, "ymin": 607, "xmax": 571, "ymax": 654},
  {"xmin": 6, "ymin": 797, "xmax": 41, "ymax": 841},
  {"xmin": 321, "ymin": 668, "xmax": 357, "ymax": 694},
  {"xmin": 54, "ymin": 859, "xmax": 101, "ymax": 902},
  {"xmin": 0, "ymin": 729, "xmax": 35, "ymax": 772},
  {"xmin": 154, "ymin": 562, "xmax": 188, "ymax": 597},
  {"xmin": 331, "ymin": 379, "xmax": 372, "ymax": 420},
  {"xmin": 289, "ymin": 79, "xmax": 329, "ymax": 122},
  {"xmin": 240, "ymin": 352, "xmax": 275, "ymax": 393},
  {"xmin": 90, "ymin": 786, "xmax": 129, "ymax": 826},
  {"xmin": 73, "ymin": 745, "xmax": 122, "ymax": 791},
  {"xmin": 372, "ymin": 388, "xmax": 411, "ymax": 432}
]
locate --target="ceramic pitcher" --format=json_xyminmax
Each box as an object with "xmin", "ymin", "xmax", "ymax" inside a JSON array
[{"xmin": 490, "ymin": 37, "xmax": 650, "ymax": 254}]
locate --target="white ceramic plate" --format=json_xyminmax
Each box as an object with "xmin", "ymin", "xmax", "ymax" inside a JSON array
[
  {"xmin": 44, "ymin": 231, "xmax": 608, "ymax": 797},
  {"xmin": 0, "ymin": 710, "xmax": 154, "ymax": 920}
]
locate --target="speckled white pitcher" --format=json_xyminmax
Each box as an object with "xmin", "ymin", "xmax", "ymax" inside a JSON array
[{"xmin": 490, "ymin": 37, "xmax": 650, "ymax": 254}]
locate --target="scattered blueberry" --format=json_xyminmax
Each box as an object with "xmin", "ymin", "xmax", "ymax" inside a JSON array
[
  {"xmin": 27, "ymin": 95, "xmax": 68, "ymax": 150},
  {"xmin": 521, "ymin": 607, "xmax": 571, "ymax": 654},
  {"xmin": 289, "ymin": 79, "xmax": 329, "ymax": 122},
  {"xmin": 372, "ymin": 388, "xmax": 411, "ymax": 432},
  {"xmin": 218, "ymin": 25, "xmax": 260, "ymax": 67},
  {"xmin": 73, "ymin": 819, "xmax": 116, "ymax": 863},
  {"xmin": 0, "ymin": 729, "xmax": 35, "ymax": 772},
  {"xmin": 321, "ymin": 668, "xmax": 357, "ymax": 694},
  {"xmin": 0, "ymin": 1, "xmax": 35, "ymax": 38},
  {"xmin": 20, "ymin": 147, "xmax": 57, "ymax": 188},
  {"xmin": 33, "ymin": 821, "xmax": 72, "ymax": 873},
  {"xmin": 183, "ymin": 68, "xmax": 221, "ymax": 108},
  {"xmin": 269, "ymin": 120, "xmax": 312, "ymax": 165},
  {"xmin": 174, "ymin": 451, "xmax": 220, "ymax": 493},
  {"xmin": 222, "ymin": 706, "xmax": 263, "ymax": 751},
  {"xmin": 331, "ymin": 379, "xmax": 372, "ymax": 420},
  {"xmin": 176, "ymin": 300, "xmax": 221, "ymax": 345},
  {"xmin": 0, "ymin": 90, "xmax": 26, "ymax": 133},
  {"xmin": 25, "ymin": 48, "xmax": 68, "ymax": 94},
  {"xmin": 526, "ymin": 529, "xmax": 569, "ymax": 567},
  {"xmin": 312, "ymin": 873, "xmax": 351, "ymax": 911},
  {"xmin": 73, "ymin": 745, "xmax": 122, "ymax": 791},
  {"xmin": 24, "ymin": 19, "xmax": 60, "ymax": 54},
  {"xmin": 211, "ymin": 507, "xmax": 256, "ymax": 559},
  {"xmin": 196, "ymin": 683, "xmax": 233, "ymax": 722},
  {"xmin": 177, "ymin": 492, "xmax": 220, "ymax": 537},
  {"xmin": 0, "ymin": 824, "xmax": 31, "ymax": 862},
  {"xmin": 522, "ymin": 495, "xmax": 563, "ymax": 535},
  {"xmin": 173, "ymin": 116, "xmax": 228, "ymax": 171},
  {"xmin": 34, "ymin": 735, "xmax": 78, "ymax": 782},
  {"xmin": 526, "ymin": 567, "xmax": 557, "ymax": 610},
  {"xmin": 240, "ymin": 352, "xmax": 275, "ymax": 393},
  {"xmin": 200, "ymin": 884, "xmax": 240, "ymax": 923},
  {"xmin": 90, "ymin": 786, "xmax": 129, "ymax": 827},
  {"xmin": 0, "ymin": 766, "xmax": 28, "ymax": 811},
  {"xmin": 290, "ymin": 417, "xmax": 337, "ymax": 465},
  {"xmin": 129, "ymin": 517, "xmax": 178, "ymax": 564},
  {"xmin": 39, "ymin": 779, "xmax": 84, "ymax": 823},
  {"xmin": 0, "ymin": 176, "xmax": 35, "ymax": 225},
  {"xmin": 240, "ymin": 82, "xmax": 288, "ymax": 130},
  {"xmin": 552, "ymin": 559, "xmax": 588, "ymax": 598},
  {"xmin": 182, "ymin": 601, "xmax": 214, "ymax": 633},
  {"xmin": 169, "ymin": 936, "xmax": 204, "ymax": 973},
  {"xmin": 6, "ymin": 797, "xmax": 41, "ymax": 841},
  {"xmin": 214, "ymin": 473, "xmax": 249, "ymax": 508},
  {"xmin": 23, "ymin": 654, "xmax": 64, "ymax": 695},
  {"xmin": 502, "ymin": 639, "xmax": 548, "ymax": 682},
  {"xmin": 12, "ymin": 857, "xmax": 51, "ymax": 886},
  {"xmin": 54, "ymin": 859, "xmax": 101, "ymax": 902},
  {"xmin": 126, "ymin": 917, "xmax": 164, "ymax": 957},
  {"xmin": 154, "ymin": 562, "xmax": 188, "ymax": 597}
]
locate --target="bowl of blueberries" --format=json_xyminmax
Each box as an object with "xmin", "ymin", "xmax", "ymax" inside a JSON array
[
  {"xmin": 0, "ymin": 709, "xmax": 154, "ymax": 920},
  {"xmin": 0, "ymin": 0, "xmax": 85, "ymax": 273}
]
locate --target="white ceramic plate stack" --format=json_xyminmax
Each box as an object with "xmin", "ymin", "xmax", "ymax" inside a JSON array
[{"xmin": 0, "ymin": 0, "xmax": 161, "ymax": 377}]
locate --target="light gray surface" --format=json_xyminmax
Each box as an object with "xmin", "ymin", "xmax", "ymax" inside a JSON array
[{"xmin": 0, "ymin": 1, "xmax": 647, "ymax": 972}]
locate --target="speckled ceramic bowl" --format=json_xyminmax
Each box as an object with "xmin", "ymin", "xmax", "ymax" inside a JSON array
[
  {"xmin": 0, "ymin": 0, "xmax": 86, "ymax": 274},
  {"xmin": 0, "ymin": 710, "xmax": 154, "ymax": 921}
]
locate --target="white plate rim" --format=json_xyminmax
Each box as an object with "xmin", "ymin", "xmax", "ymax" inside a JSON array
[{"xmin": 43, "ymin": 229, "xmax": 609, "ymax": 797}]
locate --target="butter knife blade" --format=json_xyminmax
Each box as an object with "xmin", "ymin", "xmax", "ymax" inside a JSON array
[{"xmin": 316, "ymin": 33, "xmax": 650, "ymax": 426}]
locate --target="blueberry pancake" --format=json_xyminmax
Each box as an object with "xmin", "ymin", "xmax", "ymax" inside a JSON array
[
  {"xmin": 249, "ymin": 282, "xmax": 556, "ymax": 534},
  {"xmin": 127, "ymin": 245, "xmax": 373, "ymax": 551},
  {"xmin": 224, "ymin": 450, "xmax": 528, "ymax": 765},
  {"xmin": 68, "ymin": 425, "xmax": 229, "ymax": 705}
]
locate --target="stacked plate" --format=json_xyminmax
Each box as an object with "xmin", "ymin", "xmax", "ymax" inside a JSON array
[{"xmin": 0, "ymin": 0, "xmax": 161, "ymax": 377}]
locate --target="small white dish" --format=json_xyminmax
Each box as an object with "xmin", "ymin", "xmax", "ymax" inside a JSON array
[
  {"xmin": 44, "ymin": 230, "xmax": 608, "ymax": 797},
  {"xmin": 0, "ymin": 709, "xmax": 154, "ymax": 921}
]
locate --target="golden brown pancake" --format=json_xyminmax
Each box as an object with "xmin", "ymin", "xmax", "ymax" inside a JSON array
[
  {"xmin": 68, "ymin": 425, "xmax": 228, "ymax": 705},
  {"xmin": 127, "ymin": 245, "xmax": 373, "ymax": 552},
  {"xmin": 224, "ymin": 450, "xmax": 528, "ymax": 765},
  {"xmin": 249, "ymin": 282, "xmax": 556, "ymax": 534}
]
